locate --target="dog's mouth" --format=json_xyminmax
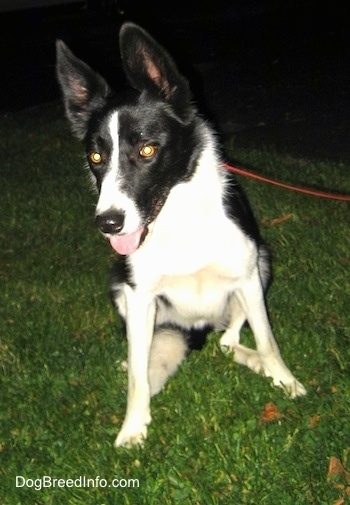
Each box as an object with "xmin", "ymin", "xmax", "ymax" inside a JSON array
[
  {"xmin": 109, "ymin": 226, "xmax": 148, "ymax": 256},
  {"xmin": 105, "ymin": 197, "xmax": 165, "ymax": 256}
]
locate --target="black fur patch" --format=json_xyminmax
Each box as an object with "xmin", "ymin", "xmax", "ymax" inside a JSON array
[{"xmin": 222, "ymin": 168, "xmax": 263, "ymax": 243}]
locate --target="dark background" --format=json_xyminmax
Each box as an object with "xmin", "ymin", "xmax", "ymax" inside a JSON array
[{"xmin": 0, "ymin": 0, "xmax": 349, "ymax": 161}]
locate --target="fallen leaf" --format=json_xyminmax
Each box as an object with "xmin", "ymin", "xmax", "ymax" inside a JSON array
[
  {"xmin": 271, "ymin": 213, "xmax": 293, "ymax": 225},
  {"xmin": 260, "ymin": 402, "xmax": 283, "ymax": 423},
  {"xmin": 309, "ymin": 414, "xmax": 321, "ymax": 428},
  {"xmin": 327, "ymin": 457, "xmax": 350, "ymax": 483},
  {"xmin": 339, "ymin": 256, "xmax": 350, "ymax": 266},
  {"xmin": 327, "ymin": 457, "xmax": 350, "ymax": 503}
]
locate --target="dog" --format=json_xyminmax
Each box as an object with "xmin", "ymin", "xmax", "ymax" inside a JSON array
[{"xmin": 56, "ymin": 22, "xmax": 306, "ymax": 447}]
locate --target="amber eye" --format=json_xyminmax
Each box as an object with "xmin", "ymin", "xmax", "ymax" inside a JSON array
[
  {"xmin": 139, "ymin": 144, "xmax": 157, "ymax": 158},
  {"xmin": 89, "ymin": 152, "xmax": 102, "ymax": 164}
]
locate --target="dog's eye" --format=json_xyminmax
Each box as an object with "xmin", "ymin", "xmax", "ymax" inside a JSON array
[
  {"xmin": 89, "ymin": 152, "xmax": 102, "ymax": 164},
  {"xmin": 139, "ymin": 145, "xmax": 157, "ymax": 158}
]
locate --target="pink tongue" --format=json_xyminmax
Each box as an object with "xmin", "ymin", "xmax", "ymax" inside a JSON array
[{"xmin": 109, "ymin": 228, "xmax": 144, "ymax": 256}]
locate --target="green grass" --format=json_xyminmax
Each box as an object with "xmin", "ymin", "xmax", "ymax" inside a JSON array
[{"xmin": 1, "ymin": 103, "xmax": 350, "ymax": 505}]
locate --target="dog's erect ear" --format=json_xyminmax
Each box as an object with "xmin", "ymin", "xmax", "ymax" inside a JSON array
[
  {"xmin": 56, "ymin": 40, "xmax": 111, "ymax": 139},
  {"xmin": 119, "ymin": 23, "xmax": 193, "ymax": 121}
]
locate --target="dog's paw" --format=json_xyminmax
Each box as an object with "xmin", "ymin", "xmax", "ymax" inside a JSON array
[
  {"xmin": 225, "ymin": 344, "xmax": 264, "ymax": 374},
  {"xmin": 277, "ymin": 378, "xmax": 307, "ymax": 398},
  {"xmin": 114, "ymin": 423, "xmax": 148, "ymax": 448},
  {"xmin": 219, "ymin": 332, "xmax": 239, "ymax": 351},
  {"xmin": 259, "ymin": 355, "xmax": 307, "ymax": 398},
  {"xmin": 244, "ymin": 352, "xmax": 264, "ymax": 374},
  {"xmin": 220, "ymin": 343, "xmax": 233, "ymax": 355}
]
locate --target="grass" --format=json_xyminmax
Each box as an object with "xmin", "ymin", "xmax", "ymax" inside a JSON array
[{"xmin": 1, "ymin": 102, "xmax": 350, "ymax": 505}]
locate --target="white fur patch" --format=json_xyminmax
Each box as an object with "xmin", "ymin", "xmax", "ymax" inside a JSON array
[
  {"xmin": 131, "ymin": 133, "xmax": 256, "ymax": 281},
  {"xmin": 148, "ymin": 328, "xmax": 188, "ymax": 396},
  {"xmin": 95, "ymin": 111, "xmax": 141, "ymax": 234}
]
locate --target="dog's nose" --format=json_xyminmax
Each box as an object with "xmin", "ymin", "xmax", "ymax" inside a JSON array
[{"xmin": 95, "ymin": 211, "xmax": 125, "ymax": 234}]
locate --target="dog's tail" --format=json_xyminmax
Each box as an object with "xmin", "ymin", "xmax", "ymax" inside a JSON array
[
  {"xmin": 148, "ymin": 324, "xmax": 209, "ymax": 396},
  {"xmin": 148, "ymin": 327, "xmax": 188, "ymax": 396}
]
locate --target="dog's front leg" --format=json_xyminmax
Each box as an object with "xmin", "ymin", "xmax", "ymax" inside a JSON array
[
  {"xmin": 236, "ymin": 269, "xmax": 306, "ymax": 398},
  {"xmin": 114, "ymin": 288, "xmax": 156, "ymax": 448}
]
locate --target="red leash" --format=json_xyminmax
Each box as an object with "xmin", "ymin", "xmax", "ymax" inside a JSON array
[{"xmin": 224, "ymin": 163, "xmax": 350, "ymax": 202}]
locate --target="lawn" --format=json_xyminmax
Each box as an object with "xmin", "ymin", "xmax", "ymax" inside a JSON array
[{"xmin": 1, "ymin": 103, "xmax": 349, "ymax": 505}]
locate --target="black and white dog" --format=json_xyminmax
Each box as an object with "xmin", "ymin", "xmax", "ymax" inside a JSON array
[{"xmin": 56, "ymin": 22, "xmax": 306, "ymax": 447}]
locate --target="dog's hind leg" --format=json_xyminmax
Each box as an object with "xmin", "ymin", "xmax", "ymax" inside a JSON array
[
  {"xmin": 234, "ymin": 268, "xmax": 306, "ymax": 398},
  {"xmin": 220, "ymin": 243, "xmax": 281, "ymax": 377},
  {"xmin": 220, "ymin": 296, "xmax": 265, "ymax": 374},
  {"xmin": 219, "ymin": 295, "xmax": 246, "ymax": 349}
]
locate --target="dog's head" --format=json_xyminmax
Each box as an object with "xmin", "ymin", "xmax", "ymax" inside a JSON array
[{"xmin": 56, "ymin": 23, "xmax": 201, "ymax": 255}]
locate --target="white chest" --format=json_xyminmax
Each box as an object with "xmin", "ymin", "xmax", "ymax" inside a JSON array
[{"xmin": 155, "ymin": 265, "xmax": 237, "ymax": 326}]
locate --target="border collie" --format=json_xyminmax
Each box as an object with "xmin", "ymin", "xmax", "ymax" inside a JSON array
[{"xmin": 56, "ymin": 22, "xmax": 306, "ymax": 448}]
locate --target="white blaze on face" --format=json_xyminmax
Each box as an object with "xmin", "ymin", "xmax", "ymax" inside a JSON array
[{"xmin": 95, "ymin": 111, "xmax": 145, "ymax": 255}]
